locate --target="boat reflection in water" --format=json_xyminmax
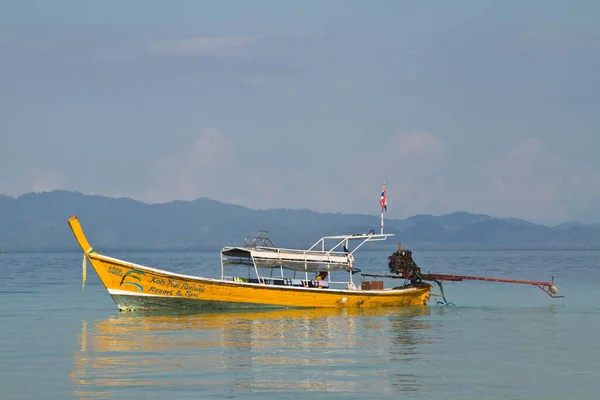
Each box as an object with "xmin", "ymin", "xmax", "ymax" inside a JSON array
[{"xmin": 71, "ymin": 307, "xmax": 432, "ymax": 397}]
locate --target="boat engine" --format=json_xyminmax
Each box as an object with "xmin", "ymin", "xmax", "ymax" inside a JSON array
[{"xmin": 388, "ymin": 243, "xmax": 422, "ymax": 282}]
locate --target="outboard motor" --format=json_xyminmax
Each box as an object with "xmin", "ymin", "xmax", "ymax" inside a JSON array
[{"xmin": 388, "ymin": 243, "xmax": 422, "ymax": 282}]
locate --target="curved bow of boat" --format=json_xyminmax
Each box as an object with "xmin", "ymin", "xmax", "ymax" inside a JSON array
[{"xmin": 67, "ymin": 216, "xmax": 94, "ymax": 255}]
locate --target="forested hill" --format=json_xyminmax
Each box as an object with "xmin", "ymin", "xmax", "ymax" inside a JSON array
[{"xmin": 1, "ymin": 191, "xmax": 599, "ymax": 251}]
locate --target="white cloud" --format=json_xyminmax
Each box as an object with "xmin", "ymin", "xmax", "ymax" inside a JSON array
[
  {"xmin": 140, "ymin": 128, "xmax": 599, "ymax": 224},
  {"xmin": 389, "ymin": 129, "xmax": 446, "ymax": 155},
  {"xmin": 347, "ymin": 134, "xmax": 600, "ymax": 224},
  {"xmin": 142, "ymin": 128, "xmax": 346, "ymax": 211},
  {"xmin": 27, "ymin": 168, "xmax": 66, "ymax": 192},
  {"xmin": 432, "ymin": 138, "xmax": 600, "ymax": 223},
  {"xmin": 143, "ymin": 128, "xmax": 235, "ymax": 203},
  {"xmin": 349, "ymin": 130, "xmax": 449, "ymax": 216},
  {"xmin": 484, "ymin": 139, "xmax": 600, "ymax": 221},
  {"xmin": 145, "ymin": 36, "xmax": 254, "ymax": 57}
]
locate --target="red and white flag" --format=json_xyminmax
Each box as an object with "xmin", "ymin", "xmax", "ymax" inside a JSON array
[{"xmin": 380, "ymin": 182, "xmax": 387, "ymax": 211}]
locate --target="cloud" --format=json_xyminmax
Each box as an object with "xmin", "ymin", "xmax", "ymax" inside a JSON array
[
  {"xmin": 389, "ymin": 129, "xmax": 446, "ymax": 155},
  {"xmin": 387, "ymin": 136, "xmax": 447, "ymax": 209},
  {"xmin": 144, "ymin": 128, "xmax": 235, "ymax": 203},
  {"xmin": 431, "ymin": 138, "xmax": 600, "ymax": 223},
  {"xmin": 27, "ymin": 168, "xmax": 66, "ymax": 192},
  {"xmin": 140, "ymin": 128, "xmax": 599, "ymax": 224},
  {"xmin": 478, "ymin": 139, "xmax": 600, "ymax": 221},
  {"xmin": 145, "ymin": 36, "xmax": 254, "ymax": 57},
  {"xmin": 349, "ymin": 130, "xmax": 449, "ymax": 215},
  {"xmin": 142, "ymin": 127, "xmax": 348, "ymax": 211},
  {"xmin": 349, "ymin": 133, "xmax": 600, "ymax": 224},
  {"xmin": 142, "ymin": 127, "xmax": 325, "ymax": 210}
]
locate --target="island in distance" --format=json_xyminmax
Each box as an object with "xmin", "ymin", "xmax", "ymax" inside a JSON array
[{"xmin": 1, "ymin": 190, "xmax": 599, "ymax": 252}]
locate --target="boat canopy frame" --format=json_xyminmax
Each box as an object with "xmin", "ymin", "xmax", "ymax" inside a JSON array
[{"xmin": 220, "ymin": 230, "xmax": 395, "ymax": 286}]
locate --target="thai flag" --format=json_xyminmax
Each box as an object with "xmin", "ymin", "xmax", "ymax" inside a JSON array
[{"xmin": 380, "ymin": 183, "xmax": 387, "ymax": 211}]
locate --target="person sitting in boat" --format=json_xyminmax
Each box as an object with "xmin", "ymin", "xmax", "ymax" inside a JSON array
[
  {"xmin": 314, "ymin": 271, "xmax": 329, "ymax": 289},
  {"xmin": 316, "ymin": 271, "xmax": 328, "ymax": 281}
]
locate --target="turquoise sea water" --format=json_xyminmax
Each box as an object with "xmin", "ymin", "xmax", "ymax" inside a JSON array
[{"xmin": 1, "ymin": 249, "xmax": 599, "ymax": 399}]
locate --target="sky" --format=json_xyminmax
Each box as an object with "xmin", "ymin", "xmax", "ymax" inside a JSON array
[{"xmin": 1, "ymin": 0, "xmax": 599, "ymax": 225}]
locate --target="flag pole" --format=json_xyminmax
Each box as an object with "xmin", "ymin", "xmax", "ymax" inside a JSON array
[{"xmin": 380, "ymin": 181, "xmax": 386, "ymax": 234}]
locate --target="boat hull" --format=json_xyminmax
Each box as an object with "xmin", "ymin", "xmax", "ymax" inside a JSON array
[{"xmin": 87, "ymin": 254, "xmax": 431, "ymax": 311}]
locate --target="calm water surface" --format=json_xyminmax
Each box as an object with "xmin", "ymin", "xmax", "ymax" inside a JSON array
[{"xmin": 1, "ymin": 249, "xmax": 599, "ymax": 399}]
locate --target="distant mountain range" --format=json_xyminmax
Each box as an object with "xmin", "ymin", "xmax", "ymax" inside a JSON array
[{"xmin": 1, "ymin": 190, "xmax": 600, "ymax": 251}]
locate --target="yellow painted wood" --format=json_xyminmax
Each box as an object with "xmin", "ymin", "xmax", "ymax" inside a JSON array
[{"xmin": 68, "ymin": 216, "xmax": 94, "ymax": 254}]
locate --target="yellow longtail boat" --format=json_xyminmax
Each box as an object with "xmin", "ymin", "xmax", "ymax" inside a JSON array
[{"xmin": 67, "ymin": 216, "xmax": 432, "ymax": 311}]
